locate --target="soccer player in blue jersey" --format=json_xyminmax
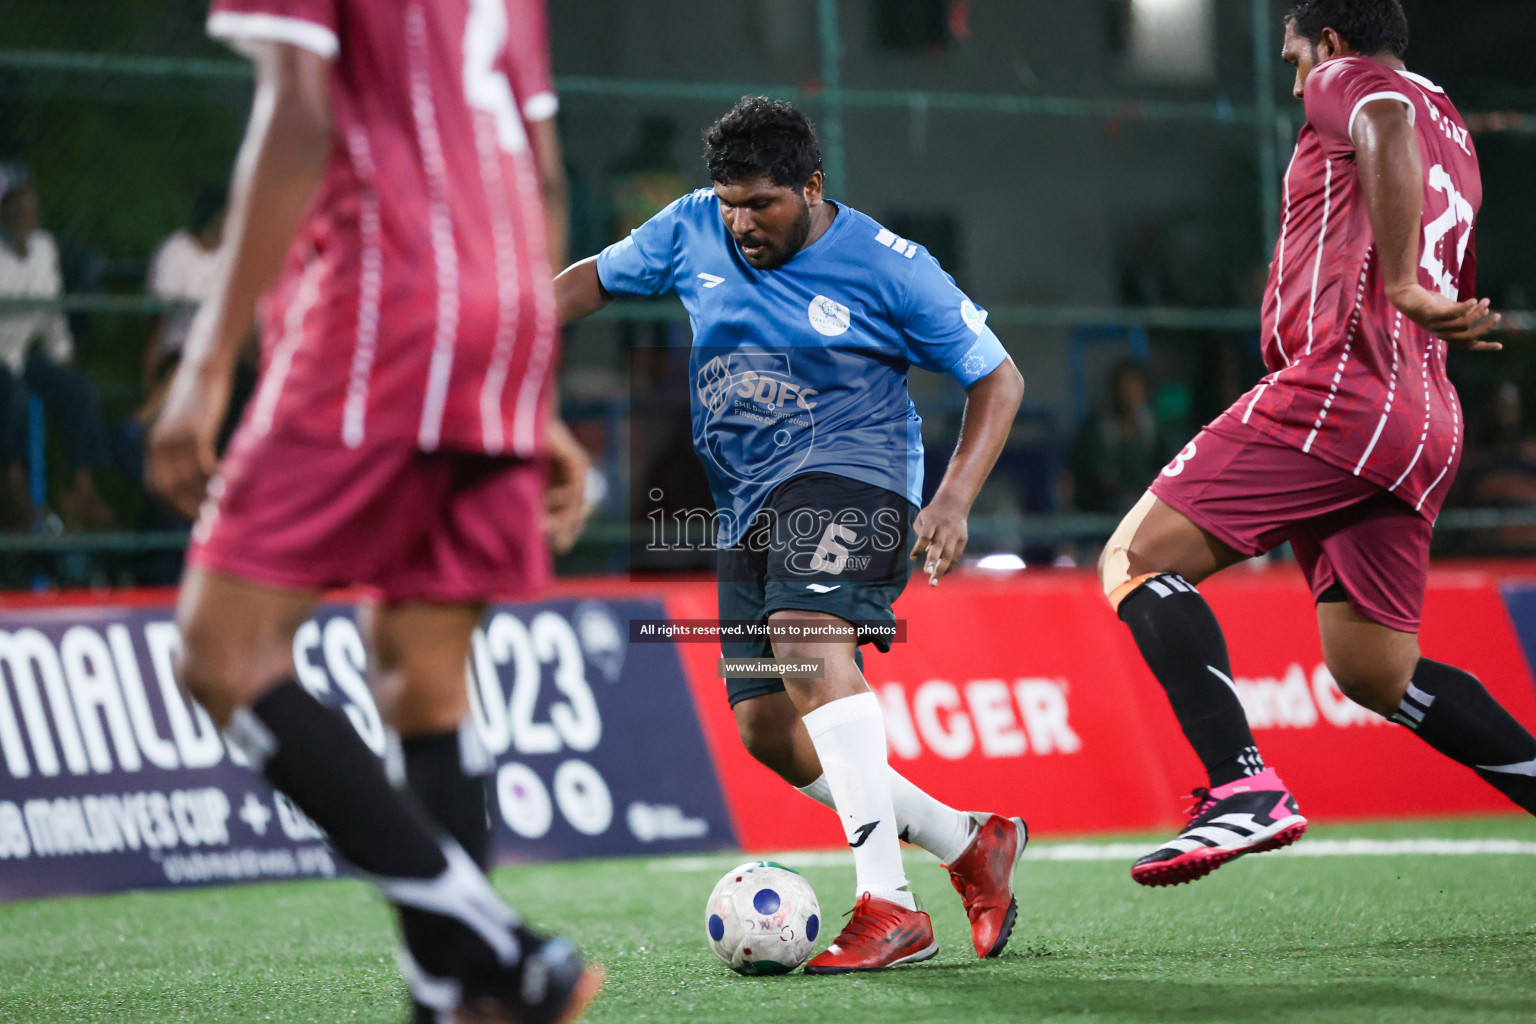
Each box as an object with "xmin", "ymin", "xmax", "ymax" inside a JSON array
[{"xmin": 557, "ymin": 97, "xmax": 1027, "ymax": 972}]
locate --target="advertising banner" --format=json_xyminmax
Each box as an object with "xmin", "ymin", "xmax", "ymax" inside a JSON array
[
  {"xmin": 4, "ymin": 566, "xmax": 1534, "ymax": 898},
  {"xmin": 1130, "ymin": 568, "xmax": 1536, "ymax": 822},
  {"xmin": 672, "ymin": 568, "xmax": 1536, "ymax": 851},
  {"xmin": 0, "ymin": 597, "xmax": 735, "ymax": 901},
  {"xmin": 673, "ymin": 574, "xmax": 1185, "ymax": 852}
]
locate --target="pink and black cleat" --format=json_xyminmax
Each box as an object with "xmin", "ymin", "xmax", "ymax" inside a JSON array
[{"xmin": 1131, "ymin": 769, "xmax": 1308, "ymax": 887}]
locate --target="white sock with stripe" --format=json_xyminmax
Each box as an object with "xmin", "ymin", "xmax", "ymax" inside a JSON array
[
  {"xmin": 797, "ymin": 770, "xmax": 974, "ymax": 864},
  {"xmin": 801, "ymin": 692, "xmax": 916, "ymax": 909}
]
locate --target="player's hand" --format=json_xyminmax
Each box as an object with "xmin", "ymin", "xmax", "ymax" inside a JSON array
[
  {"xmin": 1387, "ymin": 283, "xmax": 1503, "ymax": 351},
  {"xmin": 910, "ymin": 491, "xmax": 969, "ymax": 586},
  {"xmin": 543, "ymin": 418, "xmax": 592, "ymax": 554},
  {"xmin": 147, "ymin": 361, "xmax": 231, "ymax": 520}
]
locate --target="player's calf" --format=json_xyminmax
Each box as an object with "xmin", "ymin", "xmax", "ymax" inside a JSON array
[
  {"xmin": 1317, "ymin": 603, "xmax": 1420, "ymax": 717},
  {"xmin": 398, "ymin": 726, "xmax": 499, "ymax": 1024},
  {"xmin": 773, "ymin": 623, "xmax": 919, "ymax": 909},
  {"xmin": 174, "ymin": 573, "xmax": 315, "ymax": 727},
  {"xmin": 732, "ymin": 690, "xmax": 823, "ymax": 787},
  {"xmin": 1112, "ymin": 572, "xmax": 1268, "ymax": 790},
  {"xmin": 1391, "ymin": 659, "xmax": 1536, "ymax": 816}
]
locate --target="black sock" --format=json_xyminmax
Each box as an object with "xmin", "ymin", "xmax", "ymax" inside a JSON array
[
  {"xmin": 1118, "ymin": 573, "xmax": 1264, "ymax": 788},
  {"xmin": 403, "ymin": 727, "xmax": 493, "ymax": 869},
  {"xmin": 398, "ymin": 726, "xmax": 497, "ymax": 1019},
  {"xmin": 1395, "ymin": 659, "xmax": 1536, "ymax": 815},
  {"xmin": 231, "ymin": 679, "xmax": 448, "ymax": 879},
  {"xmin": 230, "ymin": 681, "xmax": 518, "ymax": 1001}
]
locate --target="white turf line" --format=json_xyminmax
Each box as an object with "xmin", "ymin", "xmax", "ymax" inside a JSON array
[{"xmin": 649, "ymin": 838, "xmax": 1536, "ymax": 872}]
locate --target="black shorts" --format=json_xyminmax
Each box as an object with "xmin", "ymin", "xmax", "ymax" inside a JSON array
[{"xmin": 717, "ymin": 472, "xmax": 915, "ymax": 706}]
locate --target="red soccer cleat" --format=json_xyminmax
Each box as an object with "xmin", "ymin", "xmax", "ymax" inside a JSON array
[
  {"xmin": 945, "ymin": 813, "xmax": 1029, "ymax": 958},
  {"xmin": 803, "ymin": 893, "xmax": 938, "ymax": 974}
]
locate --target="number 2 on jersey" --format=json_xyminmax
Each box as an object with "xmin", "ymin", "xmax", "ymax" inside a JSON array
[
  {"xmin": 462, "ymin": 0, "xmax": 528, "ymax": 153},
  {"xmin": 1421, "ymin": 163, "xmax": 1474, "ymax": 300}
]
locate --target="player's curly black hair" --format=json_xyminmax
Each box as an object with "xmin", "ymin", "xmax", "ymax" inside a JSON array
[
  {"xmin": 1286, "ymin": 0, "xmax": 1408, "ymax": 59},
  {"xmin": 703, "ymin": 96, "xmax": 823, "ymax": 190}
]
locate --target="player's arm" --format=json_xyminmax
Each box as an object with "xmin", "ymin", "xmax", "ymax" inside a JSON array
[
  {"xmin": 910, "ymin": 357, "xmax": 1025, "ymax": 585},
  {"xmin": 526, "ymin": 118, "xmax": 592, "ymax": 549},
  {"xmin": 1353, "ymin": 100, "xmax": 1501, "ymax": 349},
  {"xmin": 528, "ymin": 118, "xmax": 569, "ymax": 277},
  {"xmin": 543, "ymin": 414, "xmax": 592, "ymax": 553},
  {"xmin": 554, "ymin": 256, "xmax": 612, "ymax": 326},
  {"xmin": 148, "ymin": 40, "xmax": 332, "ymax": 517}
]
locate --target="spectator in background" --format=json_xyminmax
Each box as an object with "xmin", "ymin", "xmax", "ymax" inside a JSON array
[
  {"xmin": 136, "ymin": 186, "xmax": 255, "ymax": 448},
  {"xmin": 145, "ymin": 186, "xmax": 226, "ymax": 396},
  {"xmin": 111, "ymin": 186, "xmax": 251, "ymax": 579},
  {"xmin": 0, "ymin": 163, "xmax": 114, "ymax": 530},
  {"xmin": 1071, "ymin": 359, "xmax": 1170, "ymax": 514}
]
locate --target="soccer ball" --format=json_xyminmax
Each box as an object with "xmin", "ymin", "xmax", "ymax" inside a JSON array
[{"xmin": 704, "ymin": 861, "xmax": 821, "ymax": 975}]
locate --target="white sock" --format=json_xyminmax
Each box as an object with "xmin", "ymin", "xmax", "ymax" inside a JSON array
[
  {"xmin": 797, "ymin": 771, "xmax": 975, "ymax": 864},
  {"xmin": 889, "ymin": 772, "xmax": 975, "ymax": 863},
  {"xmin": 801, "ymin": 692, "xmax": 914, "ymax": 910}
]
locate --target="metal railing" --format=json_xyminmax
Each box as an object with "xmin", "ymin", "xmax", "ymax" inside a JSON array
[
  {"xmin": 6, "ymin": 506, "xmax": 1536, "ymax": 559},
  {"xmin": 2, "ymin": 5, "xmax": 1534, "ymax": 586}
]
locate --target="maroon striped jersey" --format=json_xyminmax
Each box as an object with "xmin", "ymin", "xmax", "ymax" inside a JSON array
[
  {"xmin": 1235, "ymin": 57, "xmax": 1480, "ymax": 520},
  {"xmin": 207, "ymin": 0, "xmax": 559, "ymax": 455}
]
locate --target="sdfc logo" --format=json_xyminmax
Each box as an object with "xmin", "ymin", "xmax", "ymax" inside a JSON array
[{"xmin": 694, "ymin": 350, "xmax": 818, "ymax": 487}]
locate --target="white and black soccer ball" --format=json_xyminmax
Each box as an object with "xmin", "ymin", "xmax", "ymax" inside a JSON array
[{"xmin": 704, "ymin": 861, "xmax": 821, "ymax": 975}]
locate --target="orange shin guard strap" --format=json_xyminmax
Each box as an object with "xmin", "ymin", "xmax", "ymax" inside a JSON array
[{"xmin": 1108, "ymin": 572, "xmax": 1162, "ymax": 613}]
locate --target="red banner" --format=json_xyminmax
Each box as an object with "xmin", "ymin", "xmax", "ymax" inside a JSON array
[
  {"xmin": 1146, "ymin": 567, "xmax": 1536, "ymax": 821},
  {"xmin": 669, "ymin": 566, "xmax": 1536, "ymax": 851}
]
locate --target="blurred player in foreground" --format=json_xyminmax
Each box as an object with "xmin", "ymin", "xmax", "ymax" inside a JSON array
[
  {"xmin": 1099, "ymin": 0, "xmax": 1536, "ymax": 887},
  {"xmin": 148, "ymin": 1, "xmax": 599, "ymax": 1020},
  {"xmin": 557, "ymin": 98, "xmax": 1027, "ymax": 972}
]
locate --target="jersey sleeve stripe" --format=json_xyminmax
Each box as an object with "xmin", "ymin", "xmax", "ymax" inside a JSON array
[
  {"xmin": 523, "ymin": 92, "xmax": 559, "ymax": 122},
  {"xmin": 1347, "ymin": 91, "xmax": 1415, "ymax": 137},
  {"xmin": 207, "ymin": 11, "xmax": 340, "ymax": 60}
]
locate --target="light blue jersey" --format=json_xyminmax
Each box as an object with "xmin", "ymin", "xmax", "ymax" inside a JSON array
[{"xmin": 596, "ymin": 189, "xmax": 1009, "ymax": 546}]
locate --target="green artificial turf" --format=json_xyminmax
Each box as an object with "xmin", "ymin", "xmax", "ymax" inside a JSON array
[{"xmin": 2, "ymin": 816, "xmax": 1533, "ymax": 1023}]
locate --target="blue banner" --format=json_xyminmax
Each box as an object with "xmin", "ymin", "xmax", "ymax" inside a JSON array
[
  {"xmin": 0, "ymin": 597, "xmax": 736, "ymax": 901},
  {"xmin": 1499, "ymin": 583, "xmax": 1536, "ymax": 701}
]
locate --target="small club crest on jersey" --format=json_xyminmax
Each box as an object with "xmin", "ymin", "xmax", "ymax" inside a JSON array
[{"xmin": 808, "ymin": 295, "xmax": 851, "ymax": 337}]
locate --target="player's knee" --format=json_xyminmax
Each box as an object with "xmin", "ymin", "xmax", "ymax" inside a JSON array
[
  {"xmin": 174, "ymin": 621, "xmax": 239, "ymax": 725},
  {"xmin": 734, "ymin": 701, "xmax": 796, "ymax": 775},
  {"xmin": 1324, "ymin": 656, "xmax": 1410, "ymax": 717},
  {"xmin": 1101, "ymin": 491, "xmax": 1159, "ymax": 603},
  {"xmin": 765, "ymin": 615, "xmax": 829, "ymax": 663},
  {"xmin": 175, "ymin": 611, "xmax": 294, "ymax": 727}
]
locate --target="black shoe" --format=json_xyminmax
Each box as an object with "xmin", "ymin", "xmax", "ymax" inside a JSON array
[{"xmin": 456, "ymin": 927, "xmax": 603, "ymax": 1024}]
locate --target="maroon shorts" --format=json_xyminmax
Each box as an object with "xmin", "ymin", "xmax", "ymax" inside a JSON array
[
  {"xmin": 1149, "ymin": 416, "xmax": 1431, "ymax": 633},
  {"xmin": 190, "ymin": 425, "xmax": 549, "ymax": 604}
]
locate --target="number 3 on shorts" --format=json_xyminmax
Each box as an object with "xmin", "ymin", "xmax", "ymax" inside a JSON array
[{"xmin": 1162, "ymin": 441, "xmax": 1198, "ymax": 478}]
